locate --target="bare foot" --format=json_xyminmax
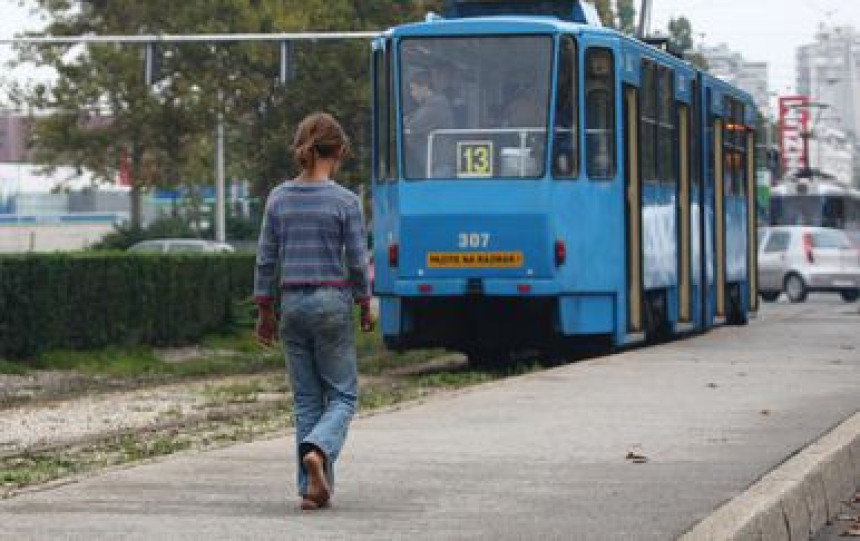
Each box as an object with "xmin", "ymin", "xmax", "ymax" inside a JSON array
[{"xmin": 302, "ymin": 450, "xmax": 330, "ymax": 508}]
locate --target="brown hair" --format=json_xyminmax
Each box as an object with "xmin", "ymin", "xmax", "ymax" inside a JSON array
[{"xmin": 291, "ymin": 112, "xmax": 350, "ymax": 172}]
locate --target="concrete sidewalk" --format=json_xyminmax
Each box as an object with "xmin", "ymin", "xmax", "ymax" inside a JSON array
[{"xmin": 2, "ymin": 301, "xmax": 858, "ymax": 540}]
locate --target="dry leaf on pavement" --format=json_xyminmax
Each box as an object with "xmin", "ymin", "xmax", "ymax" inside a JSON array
[{"xmin": 625, "ymin": 451, "xmax": 648, "ymax": 464}]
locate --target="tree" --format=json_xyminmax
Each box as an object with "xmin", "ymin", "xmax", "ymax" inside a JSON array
[
  {"xmin": 667, "ymin": 16, "xmax": 693, "ymax": 53},
  {"xmin": 11, "ymin": 0, "xmax": 442, "ymax": 228},
  {"xmin": 666, "ymin": 15, "xmax": 708, "ymax": 70},
  {"xmin": 591, "ymin": 0, "xmax": 617, "ymax": 28},
  {"xmin": 616, "ymin": 0, "xmax": 637, "ymax": 35}
]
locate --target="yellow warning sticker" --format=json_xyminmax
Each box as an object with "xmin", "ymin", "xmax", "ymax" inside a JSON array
[{"xmin": 426, "ymin": 252, "xmax": 523, "ymax": 268}]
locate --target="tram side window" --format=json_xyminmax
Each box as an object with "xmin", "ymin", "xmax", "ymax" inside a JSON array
[
  {"xmin": 373, "ymin": 44, "xmax": 397, "ymax": 181},
  {"xmin": 553, "ymin": 35, "xmax": 578, "ymax": 178},
  {"xmin": 657, "ymin": 68, "xmax": 676, "ymax": 185},
  {"xmin": 373, "ymin": 48, "xmax": 388, "ymax": 182},
  {"xmin": 639, "ymin": 61, "xmax": 675, "ymax": 184},
  {"xmin": 585, "ymin": 48, "xmax": 615, "ymax": 179},
  {"xmin": 722, "ymin": 97, "xmax": 746, "ymax": 197},
  {"xmin": 387, "ymin": 43, "xmax": 397, "ymax": 180},
  {"xmin": 690, "ymin": 80, "xmax": 701, "ymax": 188},
  {"xmin": 640, "ymin": 62, "xmax": 657, "ymax": 183},
  {"xmin": 735, "ymin": 101, "xmax": 746, "ymax": 196}
]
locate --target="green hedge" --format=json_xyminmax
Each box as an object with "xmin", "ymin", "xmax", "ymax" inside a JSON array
[{"xmin": 0, "ymin": 253, "xmax": 255, "ymax": 359}]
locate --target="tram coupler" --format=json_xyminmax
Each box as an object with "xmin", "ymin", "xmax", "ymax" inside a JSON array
[{"xmin": 466, "ymin": 278, "xmax": 484, "ymax": 296}]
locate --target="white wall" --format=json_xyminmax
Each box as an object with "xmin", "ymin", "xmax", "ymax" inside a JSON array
[{"xmin": 0, "ymin": 223, "xmax": 114, "ymax": 253}]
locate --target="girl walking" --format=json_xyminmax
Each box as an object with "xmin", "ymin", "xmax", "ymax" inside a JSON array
[{"xmin": 254, "ymin": 112, "xmax": 374, "ymax": 511}]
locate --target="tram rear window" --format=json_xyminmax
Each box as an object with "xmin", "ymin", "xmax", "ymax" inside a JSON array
[{"xmin": 399, "ymin": 36, "xmax": 552, "ymax": 180}]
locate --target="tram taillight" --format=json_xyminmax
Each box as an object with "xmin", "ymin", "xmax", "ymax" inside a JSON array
[
  {"xmin": 554, "ymin": 240, "xmax": 566, "ymax": 267},
  {"xmin": 388, "ymin": 242, "xmax": 399, "ymax": 268}
]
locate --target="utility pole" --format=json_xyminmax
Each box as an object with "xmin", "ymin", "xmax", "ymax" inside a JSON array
[
  {"xmin": 215, "ymin": 89, "xmax": 226, "ymax": 243},
  {"xmin": 637, "ymin": 0, "xmax": 653, "ymax": 39}
]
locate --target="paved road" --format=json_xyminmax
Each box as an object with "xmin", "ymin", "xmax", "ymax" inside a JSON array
[{"xmin": 2, "ymin": 296, "xmax": 858, "ymax": 540}]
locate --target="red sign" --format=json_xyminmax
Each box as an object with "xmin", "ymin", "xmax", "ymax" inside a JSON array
[
  {"xmin": 779, "ymin": 96, "xmax": 809, "ymax": 176},
  {"xmin": 117, "ymin": 146, "xmax": 133, "ymax": 187}
]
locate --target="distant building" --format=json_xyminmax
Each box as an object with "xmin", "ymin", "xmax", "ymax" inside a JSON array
[
  {"xmin": 700, "ymin": 43, "xmax": 770, "ymax": 116},
  {"xmin": 795, "ymin": 24, "xmax": 859, "ymax": 187},
  {"xmin": 0, "ymin": 114, "xmax": 33, "ymax": 163}
]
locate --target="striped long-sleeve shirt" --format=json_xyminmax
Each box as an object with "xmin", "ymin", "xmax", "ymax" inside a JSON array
[{"xmin": 254, "ymin": 179, "xmax": 370, "ymax": 305}]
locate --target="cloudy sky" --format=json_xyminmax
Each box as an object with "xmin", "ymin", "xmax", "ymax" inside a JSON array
[{"xmin": 1, "ymin": 0, "xmax": 858, "ymax": 112}]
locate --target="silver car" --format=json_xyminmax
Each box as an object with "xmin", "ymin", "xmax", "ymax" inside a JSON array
[
  {"xmin": 128, "ymin": 239, "xmax": 235, "ymax": 254},
  {"xmin": 758, "ymin": 226, "xmax": 860, "ymax": 303}
]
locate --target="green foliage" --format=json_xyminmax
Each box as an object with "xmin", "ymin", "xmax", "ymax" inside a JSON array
[
  {"xmin": 12, "ymin": 0, "xmax": 443, "ymax": 226},
  {"xmin": 666, "ymin": 15, "xmax": 708, "ymax": 70},
  {"xmin": 0, "ymin": 252, "xmax": 255, "ymax": 359},
  {"xmin": 591, "ymin": 0, "xmax": 616, "ymax": 28},
  {"xmin": 616, "ymin": 0, "xmax": 637, "ymax": 34}
]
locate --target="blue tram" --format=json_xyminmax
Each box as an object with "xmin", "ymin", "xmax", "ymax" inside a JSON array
[{"xmin": 370, "ymin": 0, "xmax": 758, "ymax": 364}]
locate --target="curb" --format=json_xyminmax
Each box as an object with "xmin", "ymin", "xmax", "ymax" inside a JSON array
[{"xmin": 680, "ymin": 411, "xmax": 860, "ymax": 541}]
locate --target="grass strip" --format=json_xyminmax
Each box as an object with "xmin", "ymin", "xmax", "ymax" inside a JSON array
[{"xmin": 0, "ymin": 361, "xmax": 540, "ymax": 499}]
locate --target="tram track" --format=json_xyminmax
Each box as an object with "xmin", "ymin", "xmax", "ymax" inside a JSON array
[{"xmin": 0, "ymin": 351, "xmax": 508, "ymax": 498}]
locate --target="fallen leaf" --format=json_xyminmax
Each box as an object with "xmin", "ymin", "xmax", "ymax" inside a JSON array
[
  {"xmin": 760, "ymin": 409, "xmax": 771, "ymax": 416},
  {"xmin": 706, "ymin": 383, "xmax": 718, "ymax": 389},
  {"xmin": 625, "ymin": 451, "xmax": 648, "ymax": 464}
]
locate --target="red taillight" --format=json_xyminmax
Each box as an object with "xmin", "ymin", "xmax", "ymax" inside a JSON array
[
  {"xmin": 802, "ymin": 233, "xmax": 814, "ymax": 264},
  {"xmin": 517, "ymin": 284, "xmax": 531, "ymax": 294},
  {"xmin": 388, "ymin": 242, "xmax": 399, "ymax": 267},
  {"xmin": 418, "ymin": 284, "xmax": 432, "ymax": 294},
  {"xmin": 554, "ymin": 240, "xmax": 566, "ymax": 267}
]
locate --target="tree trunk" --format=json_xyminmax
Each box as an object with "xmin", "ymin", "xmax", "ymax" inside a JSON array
[
  {"xmin": 130, "ymin": 143, "xmax": 144, "ymax": 229},
  {"xmin": 130, "ymin": 182, "xmax": 142, "ymax": 229}
]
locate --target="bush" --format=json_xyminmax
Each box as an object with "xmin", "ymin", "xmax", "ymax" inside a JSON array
[{"xmin": 0, "ymin": 253, "xmax": 255, "ymax": 359}]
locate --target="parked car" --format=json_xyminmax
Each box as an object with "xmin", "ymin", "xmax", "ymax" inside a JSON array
[
  {"xmin": 128, "ymin": 239, "xmax": 235, "ymax": 254},
  {"xmin": 758, "ymin": 226, "xmax": 860, "ymax": 303}
]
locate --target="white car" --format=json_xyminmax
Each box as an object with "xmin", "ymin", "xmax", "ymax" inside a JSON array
[
  {"xmin": 758, "ymin": 226, "xmax": 860, "ymax": 303},
  {"xmin": 128, "ymin": 239, "xmax": 235, "ymax": 254}
]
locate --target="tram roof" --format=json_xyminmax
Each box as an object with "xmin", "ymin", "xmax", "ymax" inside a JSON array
[{"xmin": 385, "ymin": 15, "xmax": 612, "ymax": 38}]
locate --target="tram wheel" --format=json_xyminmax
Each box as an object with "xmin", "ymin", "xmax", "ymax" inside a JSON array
[
  {"xmin": 759, "ymin": 291, "xmax": 780, "ymax": 302},
  {"xmin": 726, "ymin": 285, "xmax": 748, "ymax": 326}
]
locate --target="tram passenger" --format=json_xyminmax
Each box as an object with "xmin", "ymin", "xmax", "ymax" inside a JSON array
[
  {"xmin": 504, "ymin": 82, "xmax": 543, "ymax": 128},
  {"xmin": 254, "ymin": 112, "xmax": 374, "ymax": 511},
  {"xmin": 404, "ymin": 70, "xmax": 455, "ymax": 178}
]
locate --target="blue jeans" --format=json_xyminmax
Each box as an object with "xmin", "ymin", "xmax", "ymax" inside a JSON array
[{"xmin": 280, "ymin": 287, "xmax": 357, "ymax": 497}]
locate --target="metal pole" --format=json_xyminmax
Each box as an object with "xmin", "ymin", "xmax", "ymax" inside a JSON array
[
  {"xmin": 215, "ymin": 90, "xmax": 226, "ymax": 243},
  {"xmin": 637, "ymin": 0, "xmax": 653, "ymax": 39}
]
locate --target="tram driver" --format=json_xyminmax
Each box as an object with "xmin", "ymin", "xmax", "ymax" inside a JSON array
[{"xmin": 404, "ymin": 70, "xmax": 455, "ymax": 178}]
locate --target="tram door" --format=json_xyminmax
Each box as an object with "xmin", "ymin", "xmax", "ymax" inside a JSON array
[
  {"xmin": 678, "ymin": 105, "xmax": 691, "ymax": 323},
  {"xmin": 746, "ymin": 130, "xmax": 758, "ymax": 312},
  {"xmin": 713, "ymin": 117, "xmax": 726, "ymax": 318},
  {"xmin": 624, "ymin": 86, "xmax": 643, "ymax": 333}
]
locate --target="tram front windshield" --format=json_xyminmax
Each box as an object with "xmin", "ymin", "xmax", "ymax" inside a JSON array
[{"xmin": 400, "ymin": 36, "xmax": 552, "ymax": 180}]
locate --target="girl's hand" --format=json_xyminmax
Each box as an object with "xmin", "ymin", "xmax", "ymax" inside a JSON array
[
  {"xmin": 359, "ymin": 303, "xmax": 376, "ymax": 333},
  {"xmin": 255, "ymin": 306, "xmax": 278, "ymax": 346}
]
